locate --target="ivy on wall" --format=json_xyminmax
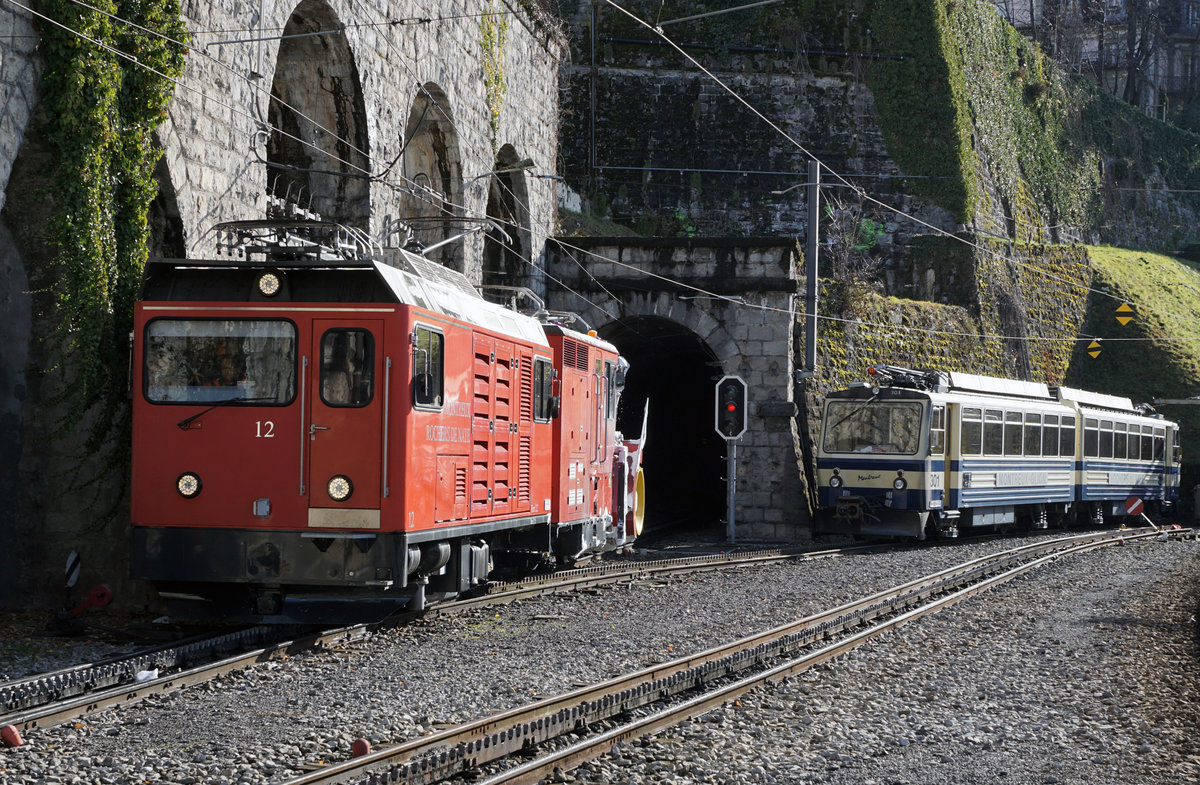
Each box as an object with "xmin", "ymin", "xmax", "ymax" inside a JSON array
[
  {"xmin": 39, "ymin": 0, "xmax": 187, "ymax": 450},
  {"xmin": 481, "ymin": 1, "xmax": 508, "ymax": 150}
]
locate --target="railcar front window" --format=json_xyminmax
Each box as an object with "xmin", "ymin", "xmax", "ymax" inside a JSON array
[
  {"xmin": 822, "ymin": 400, "xmax": 923, "ymax": 454},
  {"xmin": 144, "ymin": 319, "xmax": 296, "ymax": 404}
]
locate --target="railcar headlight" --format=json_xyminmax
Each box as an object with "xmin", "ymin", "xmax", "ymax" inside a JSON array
[
  {"xmin": 257, "ymin": 271, "xmax": 282, "ymax": 297},
  {"xmin": 892, "ymin": 476, "xmax": 908, "ymax": 491},
  {"xmin": 829, "ymin": 475, "xmax": 843, "ymax": 489},
  {"xmin": 176, "ymin": 472, "xmax": 202, "ymax": 498},
  {"xmin": 327, "ymin": 475, "xmax": 353, "ymax": 502}
]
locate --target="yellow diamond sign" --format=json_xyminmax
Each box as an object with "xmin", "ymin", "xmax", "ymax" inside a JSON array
[
  {"xmin": 1088, "ymin": 340, "xmax": 1102, "ymax": 358},
  {"xmin": 1116, "ymin": 303, "xmax": 1134, "ymax": 326}
]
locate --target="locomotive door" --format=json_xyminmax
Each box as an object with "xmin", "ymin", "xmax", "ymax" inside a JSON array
[{"xmin": 306, "ymin": 319, "xmax": 384, "ymax": 528}]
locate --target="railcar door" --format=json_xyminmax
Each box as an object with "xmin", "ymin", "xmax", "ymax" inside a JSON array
[{"xmin": 306, "ymin": 320, "xmax": 385, "ymax": 528}]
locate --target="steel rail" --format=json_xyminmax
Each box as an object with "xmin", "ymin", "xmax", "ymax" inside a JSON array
[
  {"xmin": 0, "ymin": 625, "xmax": 370, "ymax": 734},
  {"xmin": 478, "ymin": 530, "xmax": 1171, "ymax": 785},
  {"xmin": 0, "ymin": 625, "xmax": 279, "ymax": 714},
  {"xmin": 278, "ymin": 528, "xmax": 1180, "ymax": 785},
  {"xmin": 0, "ymin": 542, "xmax": 880, "ymax": 729}
]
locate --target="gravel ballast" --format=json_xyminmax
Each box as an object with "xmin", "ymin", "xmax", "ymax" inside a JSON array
[{"xmin": 1, "ymin": 531, "xmax": 1198, "ymax": 785}]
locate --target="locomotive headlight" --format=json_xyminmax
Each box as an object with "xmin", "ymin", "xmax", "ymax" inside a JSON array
[
  {"xmin": 176, "ymin": 472, "xmax": 202, "ymax": 498},
  {"xmin": 327, "ymin": 475, "xmax": 353, "ymax": 502},
  {"xmin": 829, "ymin": 475, "xmax": 843, "ymax": 489},
  {"xmin": 892, "ymin": 476, "xmax": 908, "ymax": 491},
  {"xmin": 257, "ymin": 271, "xmax": 282, "ymax": 297}
]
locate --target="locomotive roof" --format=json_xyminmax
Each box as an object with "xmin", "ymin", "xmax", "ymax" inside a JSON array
[{"xmin": 141, "ymin": 248, "xmax": 550, "ymax": 348}]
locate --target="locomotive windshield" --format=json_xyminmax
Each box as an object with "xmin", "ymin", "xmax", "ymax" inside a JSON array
[
  {"xmin": 823, "ymin": 399, "xmax": 923, "ymax": 455},
  {"xmin": 144, "ymin": 319, "xmax": 296, "ymax": 404}
]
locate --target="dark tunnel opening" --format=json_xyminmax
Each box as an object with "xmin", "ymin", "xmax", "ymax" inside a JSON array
[{"xmin": 601, "ymin": 316, "xmax": 727, "ymax": 537}]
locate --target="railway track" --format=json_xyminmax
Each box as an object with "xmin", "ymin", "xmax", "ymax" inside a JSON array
[
  {"xmin": 263, "ymin": 526, "xmax": 1187, "ymax": 785},
  {"xmin": 0, "ymin": 541, "xmax": 872, "ymax": 735}
]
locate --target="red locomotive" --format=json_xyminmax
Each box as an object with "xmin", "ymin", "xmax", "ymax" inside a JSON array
[{"xmin": 130, "ymin": 221, "xmax": 646, "ymax": 622}]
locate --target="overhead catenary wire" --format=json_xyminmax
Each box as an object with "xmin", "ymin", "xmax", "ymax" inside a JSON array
[{"xmin": 10, "ymin": 0, "xmax": 1187, "ymax": 350}]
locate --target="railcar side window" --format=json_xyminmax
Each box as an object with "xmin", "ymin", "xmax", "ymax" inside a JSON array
[
  {"xmin": 984, "ymin": 409, "xmax": 1004, "ymax": 456},
  {"xmin": 320, "ymin": 330, "xmax": 373, "ymax": 407},
  {"xmin": 1141, "ymin": 426, "xmax": 1153, "ymax": 461},
  {"xmin": 961, "ymin": 407, "xmax": 982, "ymax": 455},
  {"xmin": 1128, "ymin": 425, "xmax": 1141, "ymax": 461},
  {"xmin": 1084, "ymin": 418, "xmax": 1099, "ymax": 457},
  {"xmin": 1154, "ymin": 428, "xmax": 1166, "ymax": 461},
  {"xmin": 1004, "ymin": 411, "xmax": 1024, "ymax": 456},
  {"xmin": 143, "ymin": 319, "xmax": 296, "ymax": 404},
  {"xmin": 1114, "ymin": 422, "xmax": 1127, "ymax": 461},
  {"xmin": 929, "ymin": 406, "xmax": 945, "ymax": 456},
  {"xmin": 533, "ymin": 357, "xmax": 555, "ymax": 421},
  {"xmin": 1024, "ymin": 413, "xmax": 1041, "ymax": 457},
  {"xmin": 412, "ymin": 326, "xmax": 444, "ymax": 408},
  {"xmin": 822, "ymin": 400, "xmax": 923, "ymax": 454},
  {"xmin": 1042, "ymin": 414, "xmax": 1059, "ymax": 457},
  {"xmin": 1061, "ymin": 416, "xmax": 1076, "ymax": 456},
  {"xmin": 1099, "ymin": 420, "xmax": 1114, "ymax": 459}
]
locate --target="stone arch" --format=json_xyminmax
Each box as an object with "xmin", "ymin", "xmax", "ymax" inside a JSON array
[
  {"xmin": 266, "ymin": 0, "xmax": 370, "ymax": 230},
  {"xmin": 402, "ymin": 84, "xmax": 464, "ymax": 271},
  {"xmin": 147, "ymin": 152, "xmax": 185, "ymax": 260},
  {"xmin": 482, "ymin": 144, "xmax": 533, "ymax": 292},
  {"xmin": 599, "ymin": 314, "xmax": 731, "ymax": 534}
]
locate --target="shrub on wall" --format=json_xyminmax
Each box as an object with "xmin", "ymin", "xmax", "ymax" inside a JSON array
[{"xmin": 39, "ymin": 0, "xmax": 187, "ymax": 456}]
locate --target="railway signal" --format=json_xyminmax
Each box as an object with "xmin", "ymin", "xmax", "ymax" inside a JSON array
[
  {"xmin": 1116, "ymin": 303, "xmax": 1134, "ymax": 326},
  {"xmin": 714, "ymin": 375, "xmax": 748, "ymax": 440}
]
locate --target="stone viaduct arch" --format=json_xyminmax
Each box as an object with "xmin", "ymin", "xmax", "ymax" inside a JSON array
[
  {"xmin": 402, "ymin": 83, "xmax": 464, "ymax": 271},
  {"xmin": 483, "ymin": 143, "xmax": 534, "ymax": 292},
  {"xmin": 266, "ymin": 0, "xmax": 370, "ymax": 230}
]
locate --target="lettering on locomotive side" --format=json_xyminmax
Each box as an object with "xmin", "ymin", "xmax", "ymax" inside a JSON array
[
  {"xmin": 856, "ymin": 473, "xmax": 882, "ymax": 482},
  {"xmin": 426, "ymin": 425, "xmax": 471, "ymax": 443},
  {"xmin": 1108, "ymin": 471, "xmax": 1158, "ymax": 486},
  {"xmin": 445, "ymin": 401, "xmax": 471, "ymax": 419},
  {"xmin": 996, "ymin": 472, "xmax": 1049, "ymax": 487}
]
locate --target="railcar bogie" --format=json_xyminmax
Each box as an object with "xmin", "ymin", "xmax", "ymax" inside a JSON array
[{"xmin": 817, "ymin": 365, "xmax": 1180, "ymax": 541}]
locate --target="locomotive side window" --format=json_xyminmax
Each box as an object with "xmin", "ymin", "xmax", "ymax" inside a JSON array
[
  {"xmin": 1154, "ymin": 427, "xmax": 1166, "ymax": 461},
  {"xmin": 144, "ymin": 319, "xmax": 296, "ymax": 404},
  {"xmin": 961, "ymin": 407, "xmax": 982, "ymax": 455},
  {"xmin": 1128, "ymin": 424, "xmax": 1141, "ymax": 460},
  {"xmin": 533, "ymin": 357, "xmax": 555, "ymax": 421},
  {"xmin": 929, "ymin": 406, "xmax": 945, "ymax": 456},
  {"xmin": 1141, "ymin": 426, "xmax": 1154, "ymax": 461},
  {"xmin": 412, "ymin": 326, "xmax": 444, "ymax": 408},
  {"xmin": 1042, "ymin": 414, "xmax": 1059, "ymax": 457},
  {"xmin": 983, "ymin": 409, "xmax": 1003, "ymax": 456},
  {"xmin": 1060, "ymin": 416, "xmax": 1076, "ymax": 456},
  {"xmin": 822, "ymin": 400, "xmax": 922, "ymax": 454},
  {"xmin": 1114, "ymin": 422, "xmax": 1128, "ymax": 460},
  {"xmin": 320, "ymin": 329, "xmax": 373, "ymax": 407}
]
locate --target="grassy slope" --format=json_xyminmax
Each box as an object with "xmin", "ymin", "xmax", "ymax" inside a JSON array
[{"xmin": 1069, "ymin": 246, "xmax": 1200, "ymax": 499}]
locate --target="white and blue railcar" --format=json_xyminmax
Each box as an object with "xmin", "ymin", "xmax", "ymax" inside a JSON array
[{"xmin": 817, "ymin": 366, "xmax": 1180, "ymax": 539}]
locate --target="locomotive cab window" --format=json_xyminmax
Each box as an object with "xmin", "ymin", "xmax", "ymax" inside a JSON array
[
  {"xmin": 822, "ymin": 400, "xmax": 922, "ymax": 455},
  {"xmin": 412, "ymin": 326, "xmax": 444, "ymax": 408},
  {"xmin": 320, "ymin": 329, "xmax": 374, "ymax": 407},
  {"xmin": 143, "ymin": 318, "xmax": 296, "ymax": 404}
]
